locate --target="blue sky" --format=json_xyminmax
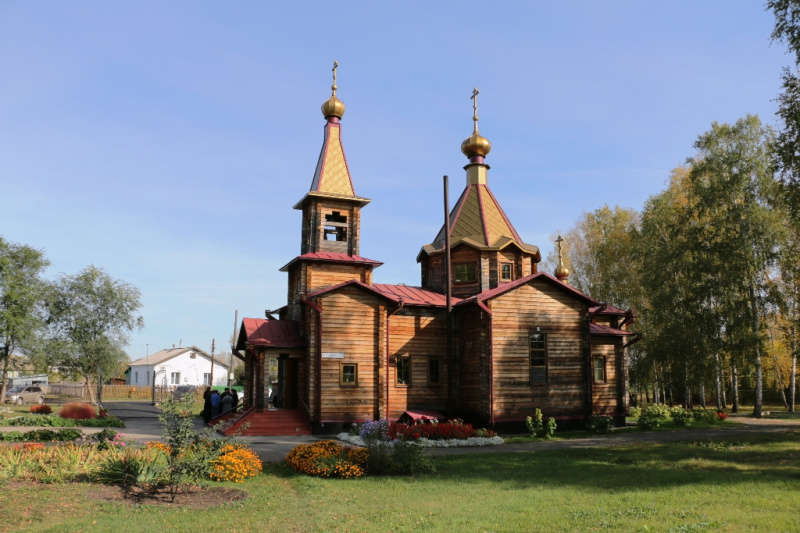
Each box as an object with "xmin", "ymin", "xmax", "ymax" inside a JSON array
[{"xmin": 0, "ymin": 2, "xmax": 790, "ymax": 361}]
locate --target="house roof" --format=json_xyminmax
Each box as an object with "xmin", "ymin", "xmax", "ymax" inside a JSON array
[
  {"xmin": 236, "ymin": 318, "xmax": 306, "ymax": 350},
  {"xmin": 456, "ymin": 271, "xmax": 600, "ymax": 308},
  {"xmin": 129, "ymin": 346, "xmax": 228, "ymax": 368},
  {"xmin": 305, "ymin": 279, "xmax": 460, "ymax": 308},
  {"xmin": 279, "ymin": 251, "xmax": 383, "ymax": 272},
  {"xmin": 418, "ymin": 184, "xmax": 540, "ymax": 259},
  {"xmin": 589, "ymin": 323, "xmax": 634, "ymax": 336}
]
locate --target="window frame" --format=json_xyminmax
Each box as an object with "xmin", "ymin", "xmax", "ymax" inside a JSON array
[
  {"xmin": 529, "ymin": 331, "xmax": 548, "ymax": 385},
  {"xmin": 427, "ymin": 357, "xmax": 442, "ymax": 386},
  {"xmin": 203, "ymin": 373, "xmax": 212, "ymax": 386},
  {"xmin": 501, "ymin": 262, "xmax": 513, "ymax": 281},
  {"xmin": 395, "ymin": 356, "xmax": 411, "ymax": 386},
  {"xmin": 454, "ymin": 263, "xmax": 477, "ymax": 284},
  {"xmin": 593, "ymin": 356, "xmax": 607, "ymax": 383},
  {"xmin": 340, "ymin": 363, "xmax": 358, "ymax": 387},
  {"xmin": 170, "ymin": 372, "xmax": 181, "ymax": 385}
]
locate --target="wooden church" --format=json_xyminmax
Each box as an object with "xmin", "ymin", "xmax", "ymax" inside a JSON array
[{"xmin": 227, "ymin": 66, "xmax": 637, "ymax": 436}]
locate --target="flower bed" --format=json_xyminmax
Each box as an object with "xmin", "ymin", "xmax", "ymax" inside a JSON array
[
  {"xmin": 285, "ymin": 440, "xmax": 366, "ymax": 478},
  {"xmin": 339, "ymin": 418, "xmax": 503, "ymax": 448},
  {"xmin": 0, "ymin": 414, "xmax": 124, "ymax": 428}
]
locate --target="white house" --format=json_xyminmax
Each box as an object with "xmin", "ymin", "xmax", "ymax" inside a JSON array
[{"xmin": 127, "ymin": 346, "xmax": 231, "ymax": 388}]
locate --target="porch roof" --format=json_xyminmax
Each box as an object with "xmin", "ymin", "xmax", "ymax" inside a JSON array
[{"xmin": 237, "ymin": 318, "xmax": 306, "ymax": 350}]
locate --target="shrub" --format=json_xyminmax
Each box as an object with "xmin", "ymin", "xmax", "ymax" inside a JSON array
[
  {"xmin": 525, "ymin": 409, "xmax": 555, "ymax": 438},
  {"xmin": 690, "ymin": 406, "xmax": 718, "ymax": 424},
  {"xmin": 158, "ymin": 397, "xmax": 234, "ymax": 501},
  {"xmin": 716, "ymin": 411, "xmax": 728, "ymax": 421},
  {"xmin": 670, "ymin": 407, "xmax": 692, "ymax": 427},
  {"xmin": 586, "ymin": 415, "xmax": 614, "ymax": 434},
  {"xmin": 629, "ymin": 406, "xmax": 642, "ymax": 419},
  {"xmin": 639, "ymin": 404, "xmax": 670, "ymax": 430},
  {"xmin": 286, "ymin": 440, "xmax": 366, "ymax": 478},
  {"xmin": 526, "ymin": 409, "xmax": 545, "ymax": 437},
  {"xmin": 209, "ymin": 444, "xmax": 263, "ymax": 483},
  {"xmin": 0, "ymin": 442, "xmax": 106, "ymax": 483},
  {"xmin": 30, "ymin": 404, "xmax": 52, "ymax": 415},
  {"xmin": 59, "ymin": 403, "xmax": 97, "ymax": 420},
  {"xmin": 0, "ymin": 431, "xmax": 24, "ymax": 442},
  {"xmin": 95, "ymin": 447, "xmax": 167, "ymax": 487}
]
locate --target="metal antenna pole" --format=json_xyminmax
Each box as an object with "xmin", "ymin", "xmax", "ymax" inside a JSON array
[{"xmin": 444, "ymin": 175, "xmax": 453, "ymax": 418}]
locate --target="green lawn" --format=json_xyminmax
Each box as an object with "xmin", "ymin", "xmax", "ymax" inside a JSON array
[{"xmin": 2, "ymin": 430, "xmax": 799, "ymax": 532}]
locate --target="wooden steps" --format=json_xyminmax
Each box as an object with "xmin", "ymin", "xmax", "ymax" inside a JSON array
[{"xmin": 218, "ymin": 408, "xmax": 312, "ymax": 436}]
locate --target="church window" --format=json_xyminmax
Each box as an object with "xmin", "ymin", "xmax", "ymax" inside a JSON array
[
  {"xmin": 324, "ymin": 211, "xmax": 348, "ymax": 242},
  {"xmin": 593, "ymin": 356, "xmax": 607, "ymax": 383},
  {"xmin": 428, "ymin": 357, "xmax": 441, "ymax": 385},
  {"xmin": 340, "ymin": 363, "xmax": 358, "ymax": 386},
  {"xmin": 429, "ymin": 268, "xmax": 435, "ymax": 286},
  {"xmin": 501, "ymin": 263, "xmax": 513, "ymax": 281},
  {"xmin": 529, "ymin": 332, "xmax": 547, "ymax": 384},
  {"xmin": 396, "ymin": 356, "xmax": 410, "ymax": 386},
  {"xmin": 454, "ymin": 263, "xmax": 477, "ymax": 283}
]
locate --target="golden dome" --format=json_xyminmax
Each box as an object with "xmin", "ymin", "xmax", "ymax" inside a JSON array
[
  {"xmin": 322, "ymin": 94, "xmax": 345, "ymax": 119},
  {"xmin": 555, "ymin": 263, "xmax": 570, "ymax": 281},
  {"xmin": 461, "ymin": 132, "xmax": 492, "ymax": 159}
]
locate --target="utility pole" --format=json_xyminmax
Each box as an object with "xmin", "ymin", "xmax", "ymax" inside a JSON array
[{"xmin": 210, "ymin": 339, "xmax": 215, "ymax": 388}]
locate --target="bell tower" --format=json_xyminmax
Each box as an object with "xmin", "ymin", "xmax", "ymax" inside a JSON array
[{"xmin": 281, "ymin": 62, "xmax": 381, "ymax": 313}]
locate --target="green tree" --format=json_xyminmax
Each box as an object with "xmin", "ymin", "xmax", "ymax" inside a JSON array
[
  {"xmin": 47, "ymin": 266, "xmax": 144, "ymax": 403},
  {"xmin": 686, "ymin": 115, "xmax": 784, "ymax": 418},
  {"xmin": 0, "ymin": 238, "xmax": 50, "ymax": 400}
]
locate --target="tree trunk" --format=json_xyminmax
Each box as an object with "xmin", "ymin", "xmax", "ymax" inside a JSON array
[
  {"xmin": 652, "ymin": 365, "xmax": 659, "ymax": 405},
  {"xmin": 684, "ymin": 361, "xmax": 691, "ymax": 409},
  {"xmin": 732, "ymin": 363, "xmax": 740, "ymax": 413},
  {"xmin": 714, "ymin": 352, "xmax": 724, "ymax": 410},
  {"xmin": 699, "ymin": 382, "xmax": 706, "ymax": 408},
  {"xmin": 749, "ymin": 284, "xmax": 763, "ymax": 418},
  {"xmin": 773, "ymin": 351, "xmax": 789, "ymax": 409},
  {"xmin": 721, "ymin": 362, "xmax": 727, "ymax": 408},
  {"xmin": 85, "ymin": 375, "xmax": 96, "ymax": 404},
  {"xmin": 0, "ymin": 347, "xmax": 9, "ymax": 401},
  {"xmin": 791, "ymin": 326, "xmax": 797, "ymax": 414}
]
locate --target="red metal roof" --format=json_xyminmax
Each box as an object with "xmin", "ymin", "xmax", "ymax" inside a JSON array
[
  {"xmin": 279, "ymin": 252, "xmax": 383, "ymax": 272},
  {"xmin": 304, "ymin": 279, "xmax": 458, "ymax": 308},
  {"xmin": 398, "ymin": 410, "xmax": 445, "ymax": 422},
  {"xmin": 589, "ymin": 323, "xmax": 634, "ymax": 336},
  {"xmin": 589, "ymin": 304, "xmax": 627, "ymax": 315},
  {"xmin": 372, "ymin": 283, "xmax": 458, "ymax": 307},
  {"xmin": 237, "ymin": 318, "xmax": 306, "ymax": 349}
]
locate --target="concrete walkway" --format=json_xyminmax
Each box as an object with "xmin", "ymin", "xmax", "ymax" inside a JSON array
[{"xmin": 3, "ymin": 401, "xmax": 799, "ymax": 464}]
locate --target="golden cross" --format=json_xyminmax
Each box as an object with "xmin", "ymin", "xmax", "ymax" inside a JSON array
[
  {"xmin": 555, "ymin": 235, "xmax": 564, "ymax": 258},
  {"xmin": 332, "ymin": 60, "xmax": 339, "ymax": 94},
  {"xmin": 471, "ymin": 87, "xmax": 480, "ymax": 133}
]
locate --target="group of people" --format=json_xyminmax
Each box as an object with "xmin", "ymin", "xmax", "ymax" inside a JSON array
[{"xmin": 202, "ymin": 387, "xmax": 240, "ymax": 423}]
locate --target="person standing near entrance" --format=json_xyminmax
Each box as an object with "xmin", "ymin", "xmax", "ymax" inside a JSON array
[
  {"xmin": 202, "ymin": 387, "xmax": 212, "ymax": 423},
  {"xmin": 210, "ymin": 389, "xmax": 221, "ymax": 419}
]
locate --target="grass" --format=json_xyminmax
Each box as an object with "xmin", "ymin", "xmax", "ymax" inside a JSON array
[{"xmin": 1, "ymin": 430, "xmax": 799, "ymax": 532}]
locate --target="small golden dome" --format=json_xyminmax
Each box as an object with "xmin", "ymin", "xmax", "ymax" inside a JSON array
[
  {"xmin": 555, "ymin": 263, "xmax": 570, "ymax": 281},
  {"xmin": 461, "ymin": 132, "xmax": 492, "ymax": 159},
  {"xmin": 322, "ymin": 94, "xmax": 345, "ymax": 119}
]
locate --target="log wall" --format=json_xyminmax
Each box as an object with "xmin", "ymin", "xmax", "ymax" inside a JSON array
[
  {"xmin": 386, "ymin": 307, "xmax": 448, "ymax": 419},
  {"xmin": 489, "ymin": 279, "xmax": 589, "ymax": 420},
  {"xmin": 591, "ymin": 339, "xmax": 622, "ymax": 414}
]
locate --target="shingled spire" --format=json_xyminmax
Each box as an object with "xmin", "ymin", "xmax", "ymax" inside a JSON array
[{"xmin": 417, "ymin": 88, "xmax": 540, "ymax": 297}]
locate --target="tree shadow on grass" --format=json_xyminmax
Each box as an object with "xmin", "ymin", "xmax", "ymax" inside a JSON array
[{"xmin": 430, "ymin": 429, "xmax": 800, "ymax": 492}]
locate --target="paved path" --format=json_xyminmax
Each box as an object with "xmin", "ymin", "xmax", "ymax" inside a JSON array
[{"xmin": 3, "ymin": 401, "xmax": 799, "ymax": 464}]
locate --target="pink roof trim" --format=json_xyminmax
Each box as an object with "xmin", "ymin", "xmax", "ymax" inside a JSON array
[
  {"xmin": 456, "ymin": 271, "xmax": 600, "ymax": 307},
  {"xmin": 589, "ymin": 304, "xmax": 627, "ymax": 315}
]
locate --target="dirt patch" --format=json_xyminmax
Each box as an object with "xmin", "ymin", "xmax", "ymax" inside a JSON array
[{"xmin": 87, "ymin": 484, "xmax": 250, "ymax": 508}]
